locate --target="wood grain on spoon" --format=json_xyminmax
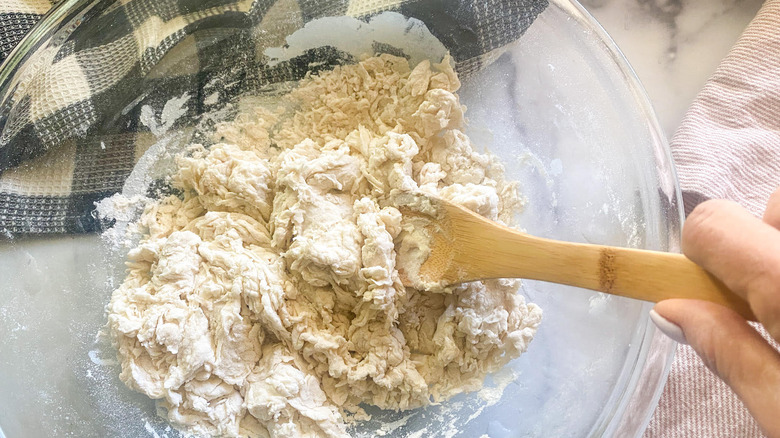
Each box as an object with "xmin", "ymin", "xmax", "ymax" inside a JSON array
[{"xmin": 397, "ymin": 194, "xmax": 755, "ymax": 321}]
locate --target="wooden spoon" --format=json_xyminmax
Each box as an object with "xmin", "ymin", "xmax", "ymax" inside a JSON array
[{"xmin": 396, "ymin": 194, "xmax": 755, "ymax": 321}]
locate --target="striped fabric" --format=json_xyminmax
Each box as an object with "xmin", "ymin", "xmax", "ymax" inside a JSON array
[
  {"xmin": 645, "ymin": 341, "xmax": 766, "ymax": 437},
  {"xmin": 671, "ymin": 0, "xmax": 780, "ymax": 218},
  {"xmin": 645, "ymin": 0, "xmax": 780, "ymax": 436}
]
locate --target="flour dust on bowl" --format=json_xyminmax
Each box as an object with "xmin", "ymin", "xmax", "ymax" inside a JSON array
[{"xmin": 0, "ymin": 0, "xmax": 680, "ymax": 437}]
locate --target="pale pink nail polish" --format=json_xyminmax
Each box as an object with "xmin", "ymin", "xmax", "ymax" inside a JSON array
[{"xmin": 650, "ymin": 309, "xmax": 688, "ymax": 345}]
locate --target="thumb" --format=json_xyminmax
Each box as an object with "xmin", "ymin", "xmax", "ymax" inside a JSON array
[{"xmin": 653, "ymin": 299, "xmax": 780, "ymax": 437}]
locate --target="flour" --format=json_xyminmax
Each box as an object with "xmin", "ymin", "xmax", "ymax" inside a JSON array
[
  {"xmin": 140, "ymin": 93, "xmax": 191, "ymax": 137},
  {"xmin": 88, "ymin": 349, "xmax": 117, "ymax": 366},
  {"xmin": 144, "ymin": 421, "xmax": 161, "ymax": 438},
  {"xmin": 106, "ymin": 54, "xmax": 542, "ymax": 437},
  {"xmin": 264, "ymin": 13, "xmax": 447, "ymax": 71}
]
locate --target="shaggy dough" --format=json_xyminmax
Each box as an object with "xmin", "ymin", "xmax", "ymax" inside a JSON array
[{"xmin": 107, "ymin": 54, "xmax": 542, "ymax": 438}]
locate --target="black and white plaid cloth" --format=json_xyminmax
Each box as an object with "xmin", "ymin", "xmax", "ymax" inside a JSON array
[{"xmin": 0, "ymin": 0, "xmax": 547, "ymax": 236}]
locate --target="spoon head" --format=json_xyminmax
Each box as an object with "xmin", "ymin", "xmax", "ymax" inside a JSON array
[{"xmin": 393, "ymin": 192, "xmax": 461, "ymax": 289}]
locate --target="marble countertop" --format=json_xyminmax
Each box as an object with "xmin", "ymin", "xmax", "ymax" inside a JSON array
[{"xmin": 580, "ymin": 0, "xmax": 764, "ymax": 138}]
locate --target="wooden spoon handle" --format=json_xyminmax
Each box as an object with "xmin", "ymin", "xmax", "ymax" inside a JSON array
[
  {"xmin": 533, "ymin": 239, "xmax": 755, "ymax": 321},
  {"xmin": 450, "ymin": 209, "xmax": 755, "ymax": 320}
]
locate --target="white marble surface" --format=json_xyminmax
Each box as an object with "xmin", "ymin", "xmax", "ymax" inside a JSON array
[{"xmin": 580, "ymin": 0, "xmax": 764, "ymax": 138}]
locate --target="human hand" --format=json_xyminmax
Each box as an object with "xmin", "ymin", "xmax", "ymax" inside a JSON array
[{"xmin": 651, "ymin": 187, "xmax": 780, "ymax": 437}]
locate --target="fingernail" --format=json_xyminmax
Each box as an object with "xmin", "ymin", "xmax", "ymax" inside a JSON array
[{"xmin": 649, "ymin": 309, "xmax": 688, "ymax": 345}]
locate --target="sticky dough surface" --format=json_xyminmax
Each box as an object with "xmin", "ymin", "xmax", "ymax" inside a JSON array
[{"xmin": 107, "ymin": 54, "xmax": 542, "ymax": 438}]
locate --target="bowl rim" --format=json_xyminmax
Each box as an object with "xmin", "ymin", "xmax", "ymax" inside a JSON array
[
  {"xmin": 549, "ymin": 0, "xmax": 682, "ymax": 436},
  {"xmin": 0, "ymin": 0, "xmax": 88, "ymax": 89}
]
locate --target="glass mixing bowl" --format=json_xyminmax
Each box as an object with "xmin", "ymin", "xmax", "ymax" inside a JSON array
[{"xmin": 0, "ymin": 0, "xmax": 681, "ymax": 436}]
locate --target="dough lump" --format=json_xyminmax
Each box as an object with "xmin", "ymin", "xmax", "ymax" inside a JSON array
[{"xmin": 107, "ymin": 54, "xmax": 542, "ymax": 438}]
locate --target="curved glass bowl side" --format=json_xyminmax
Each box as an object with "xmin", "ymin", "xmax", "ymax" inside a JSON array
[
  {"xmin": 554, "ymin": 0, "xmax": 682, "ymax": 436},
  {"xmin": 0, "ymin": 2, "xmax": 94, "ymax": 436},
  {"xmin": 0, "ymin": 0, "xmax": 94, "ymax": 98}
]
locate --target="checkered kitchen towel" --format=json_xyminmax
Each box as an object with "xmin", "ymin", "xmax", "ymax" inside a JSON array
[{"xmin": 0, "ymin": 0, "xmax": 548, "ymax": 236}]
